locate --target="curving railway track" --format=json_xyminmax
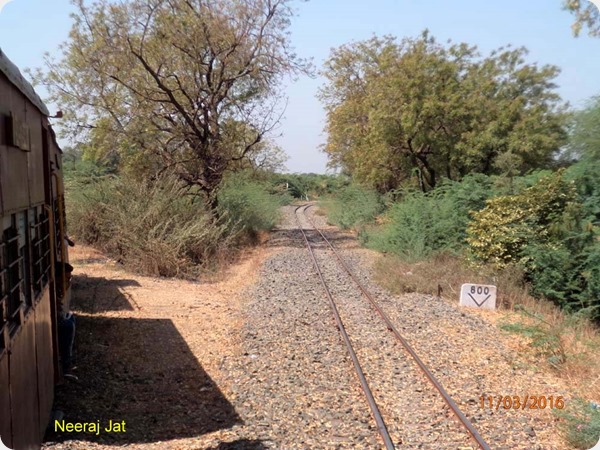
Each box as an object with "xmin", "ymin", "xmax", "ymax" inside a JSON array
[{"xmin": 294, "ymin": 203, "xmax": 491, "ymax": 450}]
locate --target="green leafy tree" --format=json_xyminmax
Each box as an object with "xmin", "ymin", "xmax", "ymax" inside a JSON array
[
  {"xmin": 467, "ymin": 169, "xmax": 600, "ymax": 317},
  {"xmin": 467, "ymin": 171, "xmax": 579, "ymax": 268},
  {"xmin": 564, "ymin": 96, "xmax": 600, "ymax": 162},
  {"xmin": 564, "ymin": 0, "xmax": 600, "ymax": 37},
  {"xmin": 319, "ymin": 32, "xmax": 568, "ymax": 193},
  {"xmin": 35, "ymin": 0, "xmax": 308, "ymax": 206}
]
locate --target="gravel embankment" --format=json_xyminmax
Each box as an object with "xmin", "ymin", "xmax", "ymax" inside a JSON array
[
  {"xmin": 307, "ymin": 205, "xmax": 570, "ymax": 450},
  {"xmin": 214, "ymin": 205, "xmax": 570, "ymax": 449},
  {"xmin": 42, "ymin": 204, "xmax": 572, "ymax": 450}
]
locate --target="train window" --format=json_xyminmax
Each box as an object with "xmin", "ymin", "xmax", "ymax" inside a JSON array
[
  {"xmin": 4, "ymin": 224, "xmax": 23, "ymax": 330},
  {"xmin": 30, "ymin": 207, "xmax": 51, "ymax": 300},
  {"xmin": 18, "ymin": 211, "xmax": 32, "ymax": 309},
  {"xmin": 1, "ymin": 211, "xmax": 33, "ymax": 333}
]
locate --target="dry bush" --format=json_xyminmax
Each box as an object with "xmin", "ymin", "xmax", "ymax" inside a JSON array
[{"xmin": 66, "ymin": 174, "xmax": 235, "ymax": 278}]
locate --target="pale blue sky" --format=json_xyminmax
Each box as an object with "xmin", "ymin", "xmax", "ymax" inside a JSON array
[{"xmin": 0, "ymin": 0, "xmax": 598, "ymax": 173}]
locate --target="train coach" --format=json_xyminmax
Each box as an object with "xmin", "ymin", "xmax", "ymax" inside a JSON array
[{"xmin": 0, "ymin": 48, "xmax": 72, "ymax": 450}]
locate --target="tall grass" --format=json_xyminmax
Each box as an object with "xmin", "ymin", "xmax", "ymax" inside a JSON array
[
  {"xmin": 66, "ymin": 173, "xmax": 285, "ymax": 277},
  {"xmin": 365, "ymin": 174, "xmax": 496, "ymax": 260},
  {"xmin": 217, "ymin": 177, "xmax": 285, "ymax": 240},
  {"xmin": 373, "ymin": 252, "xmax": 527, "ymax": 307},
  {"xmin": 67, "ymin": 174, "xmax": 233, "ymax": 277}
]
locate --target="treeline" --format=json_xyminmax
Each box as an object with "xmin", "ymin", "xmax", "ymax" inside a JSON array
[
  {"xmin": 324, "ymin": 96, "xmax": 600, "ymax": 319},
  {"xmin": 319, "ymin": 32, "xmax": 567, "ymax": 193},
  {"xmin": 319, "ymin": 33, "xmax": 599, "ymax": 319}
]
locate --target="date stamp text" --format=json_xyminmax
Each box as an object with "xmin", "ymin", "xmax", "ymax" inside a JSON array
[{"xmin": 479, "ymin": 395, "xmax": 565, "ymax": 410}]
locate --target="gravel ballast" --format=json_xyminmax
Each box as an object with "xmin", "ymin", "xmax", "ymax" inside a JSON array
[
  {"xmin": 44, "ymin": 204, "xmax": 574, "ymax": 450},
  {"xmin": 218, "ymin": 205, "xmax": 572, "ymax": 449}
]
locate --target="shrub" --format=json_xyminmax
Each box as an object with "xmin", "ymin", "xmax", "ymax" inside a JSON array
[
  {"xmin": 325, "ymin": 184, "xmax": 383, "ymax": 230},
  {"xmin": 525, "ymin": 240, "xmax": 600, "ymax": 316},
  {"xmin": 366, "ymin": 174, "xmax": 495, "ymax": 260},
  {"xmin": 466, "ymin": 171, "xmax": 580, "ymax": 267},
  {"xmin": 217, "ymin": 177, "xmax": 284, "ymax": 239},
  {"xmin": 555, "ymin": 399, "xmax": 600, "ymax": 449},
  {"xmin": 467, "ymin": 170, "xmax": 600, "ymax": 318},
  {"xmin": 365, "ymin": 191, "xmax": 439, "ymax": 260},
  {"xmin": 67, "ymin": 174, "xmax": 232, "ymax": 277}
]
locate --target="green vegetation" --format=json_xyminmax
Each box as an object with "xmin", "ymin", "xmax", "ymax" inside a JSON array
[
  {"xmin": 556, "ymin": 399, "xmax": 600, "ymax": 449},
  {"xmin": 499, "ymin": 318, "xmax": 566, "ymax": 368},
  {"xmin": 466, "ymin": 170, "xmax": 580, "ymax": 268},
  {"xmin": 319, "ymin": 32, "xmax": 567, "ymax": 192},
  {"xmin": 37, "ymin": 0, "xmax": 308, "ymax": 202},
  {"xmin": 365, "ymin": 174, "xmax": 496, "ymax": 260},
  {"xmin": 323, "ymin": 184, "xmax": 383, "ymax": 230},
  {"xmin": 217, "ymin": 177, "xmax": 287, "ymax": 241},
  {"xmin": 66, "ymin": 172, "xmax": 230, "ymax": 277},
  {"xmin": 66, "ymin": 167, "xmax": 286, "ymax": 277},
  {"xmin": 271, "ymin": 173, "xmax": 350, "ymax": 200},
  {"xmin": 62, "ymin": 150, "xmax": 347, "ymax": 277}
]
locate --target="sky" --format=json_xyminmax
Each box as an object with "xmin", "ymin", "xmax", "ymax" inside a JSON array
[{"xmin": 0, "ymin": 0, "xmax": 598, "ymax": 174}]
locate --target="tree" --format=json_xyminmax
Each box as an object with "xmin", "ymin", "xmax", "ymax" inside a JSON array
[
  {"xmin": 35, "ymin": 0, "xmax": 308, "ymax": 205},
  {"xmin": 564, "ymin": 96, "xmax": 600, "ymax": 162},
  {"xmin": 318, "ymin": 32, "xmax": 568, "ymax": 193},
  {"xmin": 564, "ymin": 0, "xmax": 600, "ymax": 37}
]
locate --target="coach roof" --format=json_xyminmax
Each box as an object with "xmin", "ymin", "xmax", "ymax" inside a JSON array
[{"xmin": 0, "ymin": 47, "xmax": 50, "ymax": 116}]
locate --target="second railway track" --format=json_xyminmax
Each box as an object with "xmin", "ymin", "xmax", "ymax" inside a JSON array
[{"xmin": 294, "ymin": 203, "xmax": 491, "ymax": 450}]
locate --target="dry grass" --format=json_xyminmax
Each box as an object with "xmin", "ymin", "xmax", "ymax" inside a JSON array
[
  {"xmin": 374, "ymin": 253, "xmax": 600, "ymax": 403},
  {"xmin": 373, "ymin": 252, "xmax": 527, "ymax": 308}
]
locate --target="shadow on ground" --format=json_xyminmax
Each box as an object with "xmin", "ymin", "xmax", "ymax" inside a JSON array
[
  {"xmin": 267, "ymin": 228, "xmax": 360, "ymax": 251},
  {"xmin": 206, "ymin": 439, "xmax": 268, "ymax": 450},
  {"xmin": 71, "ymin": 275, "xmax": 140, "ymax": 313},
  {"xmin": 45, "ymin": 278, "xmax": 242, "ymax": 445}
]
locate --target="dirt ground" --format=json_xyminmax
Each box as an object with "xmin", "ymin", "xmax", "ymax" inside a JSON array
[{"xmin": 43, "ymin": 244, "xmax": 269, "ymax": 450}]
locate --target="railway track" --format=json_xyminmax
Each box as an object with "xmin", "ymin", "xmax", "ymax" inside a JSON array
[{"xmin": 294, "ymin": 203, "xmax": 491, "ymax": 450}]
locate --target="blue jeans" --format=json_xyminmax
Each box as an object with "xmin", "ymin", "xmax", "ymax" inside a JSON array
[{"xmin": 58, "ymin": 313, "xmax": 76, "ymax": 372}]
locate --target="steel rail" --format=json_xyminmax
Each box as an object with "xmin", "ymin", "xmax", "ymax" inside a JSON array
[
  {"xmin": 302, "ymin": 204, "xmax": 491, "ymax": 450},
  {"xmin": 293, "ymin": 205, "xmax": 396, "ymax": 450}
]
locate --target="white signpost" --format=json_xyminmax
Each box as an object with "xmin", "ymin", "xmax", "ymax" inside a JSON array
[{"xmin": 460, "ymin": 283, "xmax": 497, "ymax": 310}]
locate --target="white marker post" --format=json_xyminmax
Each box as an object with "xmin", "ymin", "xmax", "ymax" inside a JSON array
[{"xmin": 460, "ymin": 283, "xmax": 497, "ymax": 310}]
